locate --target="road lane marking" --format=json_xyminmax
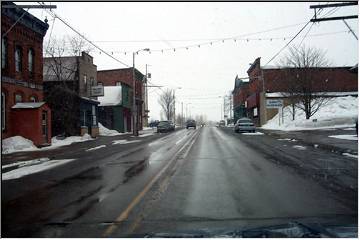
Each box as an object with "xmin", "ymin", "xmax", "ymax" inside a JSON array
[{"xmin": 102, "ymin": 130, "xmax": 199, "ymax": 237}]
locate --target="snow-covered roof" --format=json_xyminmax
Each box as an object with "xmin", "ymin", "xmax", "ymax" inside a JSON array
[
  {"xmin": 98, "ymin": 86, "xmax": 122, "ymax": 106},
  {"xmin": 12, "ymin": 102, "xmax": 46, "ymax": 109}
]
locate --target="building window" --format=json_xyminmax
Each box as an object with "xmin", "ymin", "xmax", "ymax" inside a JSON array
[
  {"xmin": 2, "ymin": 38, "xmax": 7, "ymax": 69},
  {"xmin": 116, "ymin": 81, "xmax": 121, "ymax": 86},
  {"xmin": 15, "ymin": 46, "xmax": 22, "ymax": 72},
  {"xmin": 2, "ymin": 92, "xmax": 5, "ymax": 131},
  {"xmin": 90, "ymin": 77, "xmax": 95, "ymax": 86},
  {"xmin": 29, "ymin": 95, "xmax": 37, "ymax": 102},
  {"xmin": 15, "ymin": 93, "xmax": 23, "ymax": 103},
  {"xmin": 28, "ymin": 48, "xmax": 34, "ymax": 74}
]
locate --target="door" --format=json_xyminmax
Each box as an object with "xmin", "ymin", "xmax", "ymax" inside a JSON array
[{"xmin": 42, "ymin": 111, "xmax": 48, "ymax": 143}]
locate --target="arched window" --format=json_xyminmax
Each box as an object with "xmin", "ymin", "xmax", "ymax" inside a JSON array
[
  {"xmin": 2, "ymin": 38, "xmax": 7, "ymax": 69},
  {"xmin": 29, "ymin": 95, "xmax": 37, "ymax": 102},
  {"xmin": 15, "ymin": 46, "xmax": 22, "ymax": 72},
  {"xmin": 14, "ymin": 92, "xmax": 23, "ymax": 103},
  {"xmin": 28, "ymin": 48, "xmax": 34, "ymax": 74}
]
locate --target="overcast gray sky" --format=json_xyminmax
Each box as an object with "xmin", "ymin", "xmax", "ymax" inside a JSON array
[{"xmin": 23, "ymin": 2, "xmax": 358, "ymax": 121}]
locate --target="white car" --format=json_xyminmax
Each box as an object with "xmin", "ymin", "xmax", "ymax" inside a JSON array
[{"xmin": 234, "ymin": 118, "xmax": 256, "ymax": 133}]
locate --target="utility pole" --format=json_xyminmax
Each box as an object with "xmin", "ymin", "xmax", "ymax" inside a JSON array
[
  {"xmin": 310, "ymin": 2, "xmax": 358, "ymax": 29},
  {"xmin": 145, "ymin": 64, "xmax": 150, "ymax": 127}
]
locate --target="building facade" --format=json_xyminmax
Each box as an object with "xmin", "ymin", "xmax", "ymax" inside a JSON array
[
  {"xmin": 1, "ymin": 2, "xmax": 52, "ymax": 146},
  {"xmin": 233, "ymin": 57, "xmax": 358, "ymax": 126},
  {"xmin": 43, "ymin": 51, "xmax": 100, "ymax": 137},
  {"xmin": 97, "ymin": 68, "xmax": 144, "ymax": 132}
]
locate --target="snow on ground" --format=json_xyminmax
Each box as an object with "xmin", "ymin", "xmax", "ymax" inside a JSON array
[
  {"xmin": 241, "ymin": 132, "xmax": 264, "ymax": 135},
  {"xmin": 2, "ymin": 158, "xmax": 76, "ymax": 180},
  {"xmin": 2, "ymin": 136, "xmax": 38, "ymax": 154},
  {"xmin": 342, "ymin": 153, "xmax": 358, "ymax": 159},
  {"xmin": 2, "ymin": 157, "xmax": 50, "ymax": 170},
  {"xmin": 138, "ymin": 133, "xmax": 154, "ymax": 138},
  {"xmin": 343, "ymin": 128, "xmax": 356, "ymax": 131},
  {"xmin": 262, "ymin": 96, "xmax": 358, "ymax": 131},
  {"xmin": 277, "ymin": 138, "xmax": 292, "ymax": 141},
  {"xmin": 292, "ymin": 145, "xmax": 307, "ymax": 150},
  {"xmin": 86, "ymin": 145, "xmax": 106, "ymax": 151},
  {"xmin": 328, "ymin": 134, "xmax": 358, "ymax": 141},
  {"xmin": 112, "ymin": 139, "xmax": 141, "ymax": 145},
  {"xmin": 2, "ymin": 134, "xmax": 95, "ymax": 154},
  {"xmin": 99, "ymin": 123, "xmax": 128, "ymax": 136}
]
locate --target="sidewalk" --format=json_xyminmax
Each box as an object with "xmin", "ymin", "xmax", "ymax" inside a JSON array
[
  {"xmin": 2, "ymin": 128, "xmax": 158, "ymax": 166},
  {"xmin": 261, "ymin": 127, "xmax": 358, "ymax": 155}
]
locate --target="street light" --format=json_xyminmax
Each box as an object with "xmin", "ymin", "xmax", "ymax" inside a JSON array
[{"xmin": 133, "ymin": 48, "xmax": 150, "ymax": 136}]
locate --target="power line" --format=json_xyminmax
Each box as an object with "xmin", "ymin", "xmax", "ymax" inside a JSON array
[
  {"xmin": 264, "ymin": 21, "xmax": 312, "ymax": 66},
  {"xmin": 298, "ymin": 22, "xmax": 315, "ymax": 47},
  {"xmin": 37, "ymin": 2, "xmax": 130, "ymax": 67}
]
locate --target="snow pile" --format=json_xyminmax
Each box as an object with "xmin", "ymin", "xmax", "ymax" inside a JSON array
[
  {"xmin": 329, "ymin": 134, "xmax": 358, "ymax": 141},
  {"xmin": 2, "ymin": 158, "xmax": 76, "ymax": 180},
  {"xmin": 2, "ymin": 136, "xmax": 38, "ymax": 154},
  {"xmin": 49, "ymin": 133, "xmax": 93, "ymax": 148},
  {"xmin": 342, "ymin": 153, "xmax": 358, "ymax": 159},
  {"xmin": 138, "ymin": 133, "xmax": 154, "ymax": 138},
  {"xmin": 86, "ymin": 145, "xmax": 106, "ymax": 151},
  {"xmin": 112, "ymin": 139, "xmax": 141, "ymax": 145},
  {"xmin": 98, "ymin": 86, "xmax": 122, "ymax": 106},
  {"xmin": 98, "ymin": 123, "xmax": 124, "ymax": 136},
  {"xmin": 242, "ymin": 132, "xmax": 264, "ymax": 135},
  {"xmin": 2, "ymin": 158, "xmax": 50, "ymax": 170},
  {"xmin": 262, "ymin": 96, "xmax": 358, "ymax": 131},
  {"xmin": 293, "ymin": 145, "xmax": 307, "ymax": 150}
]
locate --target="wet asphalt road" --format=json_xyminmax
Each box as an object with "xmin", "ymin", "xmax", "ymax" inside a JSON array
[{"xmin": 2, "ymin": 126, "xmax": 357, "ymax": 237}]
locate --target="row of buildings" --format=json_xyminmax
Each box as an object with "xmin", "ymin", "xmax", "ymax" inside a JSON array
[
  {"xmin": 232, "ymin": 57, "xmax": 358, "ymax": 126},
  {"xmin": 1, "ymin": 2, "xmax": 148, "ymax": 147}
]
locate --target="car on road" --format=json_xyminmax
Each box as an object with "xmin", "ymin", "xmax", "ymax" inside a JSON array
[
  {"xmin": 234, "ymin": 117, "xmax": 256, "ymax": 133},
  {"xmin": 157, "ymin": 120, "xmax": 175, "ymax": 133},
  {"xmin": 219, "ymin": 120, "xmax": 225, "ymax": 127},
  {"xmin": 186, "ymin": 119, "xmax": 196, "ymax": 129},
  {"xmin": 149, "ymin": 120, "xmax": 160, "ymax": 128}
]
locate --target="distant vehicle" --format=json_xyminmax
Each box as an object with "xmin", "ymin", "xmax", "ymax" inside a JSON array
[
  {"xmin": 234, "ymin": 118, "xmax": 256, "ymax": 133},
  {"xmin": 219, "ymin": 120, "xmax": 225, "ymax": 127},
  {"xmin": 149, "ymin": 120, "xmax": 160, "ymax": 128},
  {"xmin": 169, "ymin": 121, "xmax": 176, "ymax": 131},
  {"xmin": 157, "ymin": 120, "xmax": 175, "ymax": 133},
  {"xmin": 186, "ymin": 119, "xmax": 196, "ymax": 129}
]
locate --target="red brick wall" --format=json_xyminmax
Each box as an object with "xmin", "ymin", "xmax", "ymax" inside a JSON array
[
  {"xmin": 1, "ymin": 11, "xmax": 48, "ymax": 142},
  {"xmin": 2, "ymin": 15, "xmax": 45, "ymax": 85},
  {"xmin": 97, "ymin": 68, "xmax": 143, "ymax": 98},
  {"xmin": 262, "ymin": 68, "xmax": 358, "ymax": 93},
  {"xmin": 233, "ymin": 85, "xmax": 250, "ymax": 107}
]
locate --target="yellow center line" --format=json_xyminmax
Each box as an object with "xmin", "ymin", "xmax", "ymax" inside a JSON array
[{"xmin": 102, "ymin": 130, "xmax": 199, "ymax": 237}]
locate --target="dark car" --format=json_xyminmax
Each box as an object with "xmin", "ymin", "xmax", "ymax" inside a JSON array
[
  {"xmin": 219, "ymin": 120, "xmax": 225, "ymax": 127},
  {"xmin": 157, "ymin": 121, "xmax": 175, "ymax": 133},
  {"xmin": 234, "ymin": 117, "xmax": 256, "ymax": 133},
  {"xmin": 186, "ymin": 119, "xmax": 196, "ymax": 129},
  {"xmin": 149, "ymin": 120, "xmax": 160, "ymax": 128}
]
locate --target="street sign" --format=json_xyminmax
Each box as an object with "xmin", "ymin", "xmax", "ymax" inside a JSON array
[
  {"xmin": 266, "ymin": 99, "xmax": 283, "ymax": 108},
  {"xmin": 91, "ymin": 85, "xmax": 104, "ymax": 97}
]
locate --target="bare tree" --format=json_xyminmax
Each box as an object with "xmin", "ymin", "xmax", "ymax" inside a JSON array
[
  {"xmin": 158, "ymin": 89, "xmax": 175, "ymax": 121},
  {"xmin": 279, "ymin": 45, "xmax": 331, "ymax": 120},
  {"xmin": 43, "ymin": 35, "xmax": 93, "ymax": 136}
]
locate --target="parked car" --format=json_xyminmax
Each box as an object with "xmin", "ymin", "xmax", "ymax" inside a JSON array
[
  {"xmin": 157, "ymin": 121, "xmax": 175, "ymax": 133},
  {"xmin": 186, "ymin": 119, "xmax": 196, "ymax": 129},
  {"xmin": 234, "ymin": 118, "xmax": 256, "ymax": 133},
  {"xmin": 219, "ymin": 120, "xmax": 225, "ymax": 127},
  {"xmin": 149, "ymin": 120, "xmax": 160, "ymax": 128}
]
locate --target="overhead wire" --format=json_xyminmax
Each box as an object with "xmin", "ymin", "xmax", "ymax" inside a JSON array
[{"xmin": 37, "ymin": 2, "xmax": 130, "ymax": 67}]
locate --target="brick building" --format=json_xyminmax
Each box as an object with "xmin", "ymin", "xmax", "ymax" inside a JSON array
[
  {"xmin": 97, "ymin": 68, "xmax": 144, "ymax": 133},
  {"xmin": 233, "ymin": 57, "xmax": 358, "ymax": 126},
  {"xmin": 43, "ymin": 51, "xmax": 100, "ymax": 137},
  {"xmin": 1, "ymin": 2, "xmax": 52, "ymax": 146}
]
